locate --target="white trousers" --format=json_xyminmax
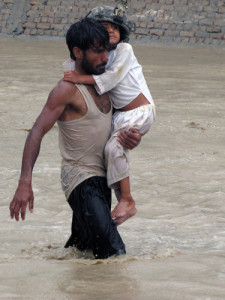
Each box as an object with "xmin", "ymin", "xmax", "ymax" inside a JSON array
[{"xmin": 104, "ymin": 104, "xmax": 155, "ymax": 190}]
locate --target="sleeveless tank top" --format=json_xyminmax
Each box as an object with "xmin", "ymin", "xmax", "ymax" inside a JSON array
[{"xmin": 57, "ymin": 84, "xmax": 112, "ymax": 199}]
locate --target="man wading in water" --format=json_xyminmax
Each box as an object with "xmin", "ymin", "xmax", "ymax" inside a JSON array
[{"xmin": 9, "ymin": 18, "xmax": 141, "ymax": 259}]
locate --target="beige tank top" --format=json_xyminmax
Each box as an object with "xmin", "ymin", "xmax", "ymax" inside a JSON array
[{"xmin": 57, "ymin": 84, "xmax": 112, "ymax": 199}]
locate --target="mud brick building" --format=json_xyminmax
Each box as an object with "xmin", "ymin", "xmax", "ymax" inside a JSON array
[{"xmin": 0, "ymin": 0, "xmax": 225, "ymax": 46}]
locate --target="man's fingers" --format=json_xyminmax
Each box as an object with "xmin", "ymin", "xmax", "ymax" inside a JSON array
[
  {"xmin": 126, "ymin": 128, "xmax": 140, "ymax": 141},
  {"xmin": 118, "ymin": 127, "xmax": 141, "ymax": 149},
  {"xmin": 9, "ymin": 201, "xmax": 15, "ymax": 219},
  {"xmin": 21, "ymin": 202, "xmax": 28, "ymax": 221},
  {"xmin": 10, "ymin": 198, "xmax": 29, "ymax": 221},
  {"xmin": 124, "ymin": 139, "xmax": 136, "ymax": 149},
  {"xmin": 29, "ymin": 196, "xmax": 34, "ymax": 213},
  {"xmin": 14, "ymin": 202, "xmax": 21, "ymax": 221},
  {"xmin": 118, "ymin": 130, "xmax": 137, "ymax": 149},
  {"xmin": 127, "ymin": 127, "xmax": 141, "ymax": 148},
  {"xmin": 129, "ymin": 127, "xmax": 139, "ymax": 134},
  {"xmin": 10, "ymin": 184, "xmax": 33, "ymax": 222},
  {"xmin": 118, "ymin": 138, "xmax": 134, "ymax": 149}
]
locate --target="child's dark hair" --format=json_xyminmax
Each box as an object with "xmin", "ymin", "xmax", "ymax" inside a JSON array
[{"xmin": 66, "ymin": 18, "xmax": 109, "ymax": 61}]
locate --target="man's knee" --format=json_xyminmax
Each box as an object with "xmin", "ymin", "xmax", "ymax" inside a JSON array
[{"xmin": 84, "ymin": 196, "xmax": 111, "ymax": 236}]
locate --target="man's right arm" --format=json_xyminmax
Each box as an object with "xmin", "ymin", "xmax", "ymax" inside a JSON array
[
  {"xmin": 9, "ymin": 80, "xmax": 75, "ymax": 221},
  {"xmin": 118, "ymin": 127, "xmax": 141, "ymax": 150}
]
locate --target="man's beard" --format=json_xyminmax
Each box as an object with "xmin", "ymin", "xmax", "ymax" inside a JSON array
[
  {"xmin": 108, "ymin": 43, "xmax": 117, "ymax": 51},
  {"xmin": 81, "ymin": 54, "xmax": 107, "ymax": 75}
]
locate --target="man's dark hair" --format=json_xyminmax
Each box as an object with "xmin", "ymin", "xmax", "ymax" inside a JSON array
[{"xmin": 66, "ymin": 18, "xmax": 109, "ymax": 61}]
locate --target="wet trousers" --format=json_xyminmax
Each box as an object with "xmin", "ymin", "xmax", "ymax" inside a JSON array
[
  {"xmin": 64, "ymin": 176, "xmax": 126, "ymax": 259},
  {"xmin": 105, "ymin": 104, "xmax": 155, "ymax": 189}
]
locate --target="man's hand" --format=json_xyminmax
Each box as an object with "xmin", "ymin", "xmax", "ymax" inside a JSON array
[
  {"xmin": 118, "ymin": 127, "xmax": 141, "ymax": 150},
  {"xmin": 9, "ymin": 180, "xmax": 34, "ymax": 221}
]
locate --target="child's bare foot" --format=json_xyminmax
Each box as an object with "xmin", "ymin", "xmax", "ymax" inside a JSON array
[
  {"xmin": 112, "ymin": 198, "xmax": 135, "ymax": 218},
  {"xmin": 112, "ymin": 197, "xmax": 137, "ymax": 226},
  {"xmin": 113, "ymin": 206, "xmax": 137, "ymax": 226}
]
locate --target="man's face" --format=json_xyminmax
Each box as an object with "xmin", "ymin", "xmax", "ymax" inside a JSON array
[{"xmin": 81, "ymin": 44, "xmax": 108, "ymax": 75}]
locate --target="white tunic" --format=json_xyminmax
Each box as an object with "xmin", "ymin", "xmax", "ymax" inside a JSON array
[{"xmin": 93, "ymin": 43, "xmax": 154, "ymax": 109}]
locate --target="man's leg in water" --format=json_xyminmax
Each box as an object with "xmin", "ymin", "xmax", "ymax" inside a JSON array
[{"xmin": 65, "ymin": 176, "xmax": 126, "ymax": 259}]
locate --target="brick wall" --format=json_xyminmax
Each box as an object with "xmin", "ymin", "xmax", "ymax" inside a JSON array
[{"xmin": 0, "ymin": 0, "xmax": 225, "ymax": 46}]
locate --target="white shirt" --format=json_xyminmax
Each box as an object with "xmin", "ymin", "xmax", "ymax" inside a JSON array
[{"xmin": 93, "ymin": 43, "xmax": 154, "ymax": 109}]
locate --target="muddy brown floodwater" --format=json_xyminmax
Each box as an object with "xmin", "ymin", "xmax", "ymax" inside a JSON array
[{"xmin": 0, "ymin": 37, "xmax": 225, "ymax": 299}]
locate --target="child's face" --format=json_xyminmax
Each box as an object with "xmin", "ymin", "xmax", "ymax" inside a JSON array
[{"xmin": 101, "ymin": 22, "xmax": 121, "ymax": 45}]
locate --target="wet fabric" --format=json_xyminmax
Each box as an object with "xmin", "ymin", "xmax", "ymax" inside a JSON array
[
  {"xmin": 65, "ymin": 176, "xmax": 126, "ymax": 259},
  {"xmin": 57, "ymin": 84, "xmax": 112, "ymax": 199},
  {"xmin": 93, "ymin": 43, "xmax": 155, "ymax": 109},
  {"xmin": 105, "ymin": 104, "xmax": 155, "ymax": 189}
]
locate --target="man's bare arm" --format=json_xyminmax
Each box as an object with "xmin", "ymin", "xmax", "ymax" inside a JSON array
[{"xmin": 9, "ymin": 81, "xmax": 73, "ymax": 221}]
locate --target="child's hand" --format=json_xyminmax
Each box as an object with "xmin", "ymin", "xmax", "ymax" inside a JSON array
[{"xmin": 63, "ymin": 71, "xmax": 78, "ymax": 84}]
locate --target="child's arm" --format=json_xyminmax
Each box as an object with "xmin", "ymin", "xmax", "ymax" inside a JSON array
[
  {"xmin": 94, "ymin": 43, "xmax": 134, "ymax": 95},
  {"xmin": 63, "ymin": 71, "xmax": 96, "ymax": 85},
  {"xmin": 63, "ymin": 43, "xmax": 134, "ymax": 92}
]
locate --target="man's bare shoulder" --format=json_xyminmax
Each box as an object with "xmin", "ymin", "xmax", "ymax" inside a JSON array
[
  {"xmin": 51, "ymin": 79, "xmax": 78, "ymax": 99},
  {"xmin": 47, "ymin": 79, "xmax": 80, "ymax": 107}
]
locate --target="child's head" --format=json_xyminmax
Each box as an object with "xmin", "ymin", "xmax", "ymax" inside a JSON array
[
  {"xmin": 86, "ymin": 6, "xmax": 131, "ymax": 46},
  {"xmin": 100, "ymin": 21, "xmax": 121, "ymax": 46}
]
